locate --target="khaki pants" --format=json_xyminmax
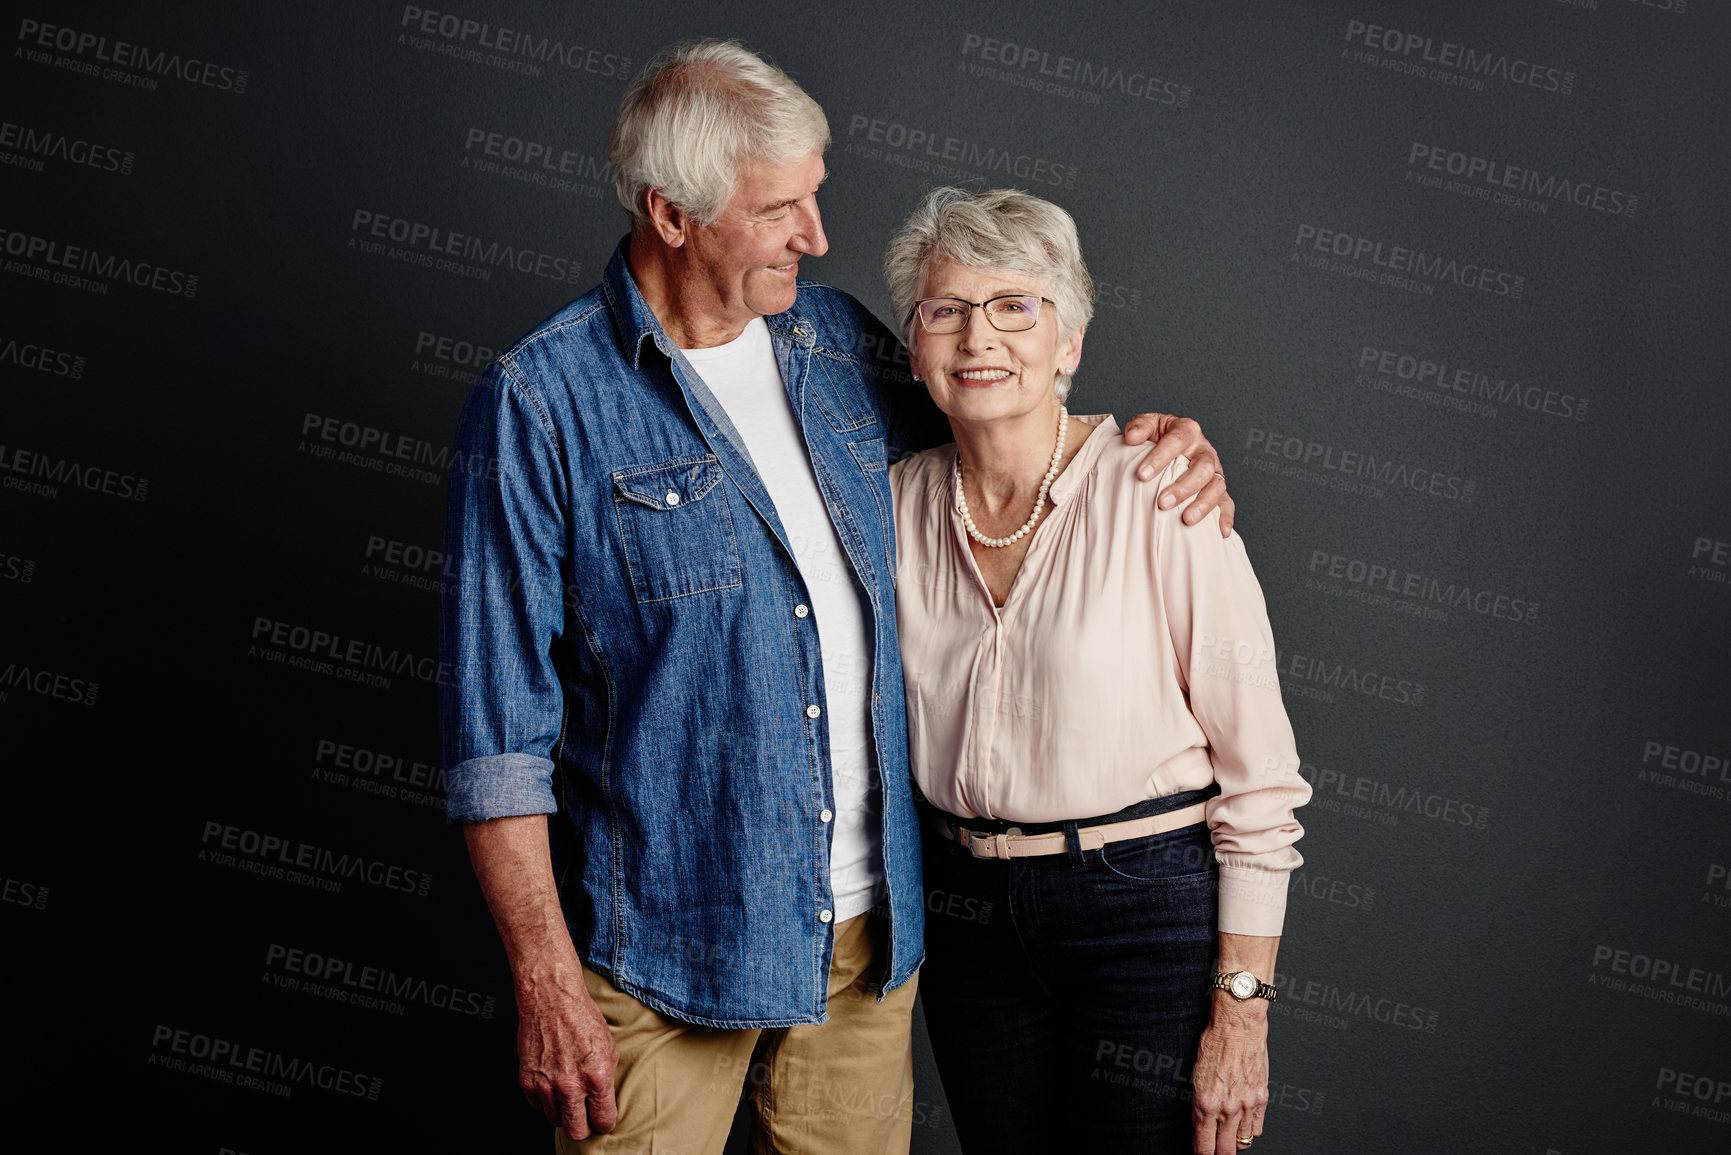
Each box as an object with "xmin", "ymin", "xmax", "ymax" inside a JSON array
[{"xmin": 557, "ymin": 913, "xmax": 918, "ymax": 1155}]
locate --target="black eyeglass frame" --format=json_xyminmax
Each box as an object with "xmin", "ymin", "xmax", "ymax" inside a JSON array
[{"xmin": 906, "ymin": 294, "xmax": 1057, "ymax": 334}]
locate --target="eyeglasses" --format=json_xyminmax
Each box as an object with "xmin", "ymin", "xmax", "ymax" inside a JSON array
[{"xmin": 909, "ymin": 294, "xmax": 1054, "ymax": 334}]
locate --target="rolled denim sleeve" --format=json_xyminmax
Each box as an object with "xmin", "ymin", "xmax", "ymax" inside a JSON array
[{"xmin": 439, "ymin": 361, "xmax": 569, "ymax": 824}]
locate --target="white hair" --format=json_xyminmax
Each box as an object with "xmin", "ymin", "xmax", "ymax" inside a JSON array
[
  {"xmin": 883, "ymin": 186, "xmax": 1095, "ymax": 401},
  {"xmin": 609, "ymin": 40, "xmax": 830, "ymax": 227}
]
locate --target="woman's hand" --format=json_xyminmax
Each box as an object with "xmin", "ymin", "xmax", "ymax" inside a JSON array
[
  {"xmin": 1191, "ymin": 997, "xmax": 1270, "ymax": 1154},
  {"xmin": 1195, "ymin": 932, "xmax": 1281, "ymax": 1153}
]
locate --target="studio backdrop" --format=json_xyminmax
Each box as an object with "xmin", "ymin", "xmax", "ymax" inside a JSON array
[{"xmin": 3, "ymin": 2, "xmax": 1727, "ymax": 1152}]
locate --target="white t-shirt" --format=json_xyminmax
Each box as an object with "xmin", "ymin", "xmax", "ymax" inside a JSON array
[{"xmin": 681, "ymin": 318, "xmax": 883, "ymax": 923}]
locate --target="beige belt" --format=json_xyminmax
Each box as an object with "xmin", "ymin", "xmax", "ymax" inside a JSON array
[{"xmin": 933, "ymin": 801, "xmax": 1210, "ymax": 861}]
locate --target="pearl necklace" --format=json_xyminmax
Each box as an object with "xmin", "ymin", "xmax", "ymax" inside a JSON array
[{"xmin": 954, "ymin": 406, "xmax": 1068, "ymax": 548}]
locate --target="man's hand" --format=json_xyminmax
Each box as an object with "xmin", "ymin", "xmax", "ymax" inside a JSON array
[
  {"xmin": 515, "ymin": 951, "xmax": 620, "ymax": 1140},
  {"xmin": 1122, "ymin": 413, "xmax": 1235, "ymax": 536},
  {"xmin": 465, "ymin": 815, "xmax": 620, "ymax": 1140}
]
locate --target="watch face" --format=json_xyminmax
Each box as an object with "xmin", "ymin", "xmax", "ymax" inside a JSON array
[{"xmin": 1230, "ymin": 972, "xmax": 1258, "ymax": 999}]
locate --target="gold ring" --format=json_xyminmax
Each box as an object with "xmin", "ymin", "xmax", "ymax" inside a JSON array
[
  {"xmin": 1237, "ymin": 1137, "xmax": 1254, "ymax": 1147},
  {"xmin": 1214, "ymin": 471, "xmax": 1226, "ymax": 481}
]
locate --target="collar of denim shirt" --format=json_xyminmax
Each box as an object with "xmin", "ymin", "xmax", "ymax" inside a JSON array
[
  {"xmin": 597, "ymin": 237, "xmax": 829, "ymax": 562},
  {"xmin": 600, "ymin": 236, "xmax": 817, "ymax": 376}
]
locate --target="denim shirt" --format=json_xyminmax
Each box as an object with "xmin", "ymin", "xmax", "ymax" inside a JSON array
[{"xmin": 439, "ymin": 241, "xmax": 940, "ymax": 1027}]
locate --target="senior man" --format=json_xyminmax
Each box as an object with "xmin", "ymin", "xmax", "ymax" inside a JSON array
[{"xmin": 440, "ymin": 39, "xmax": 1235, "ymax": 1154}]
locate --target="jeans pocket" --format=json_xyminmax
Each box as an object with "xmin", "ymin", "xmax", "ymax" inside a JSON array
[
  {"xmin": 612, "ymin": 455, "xmax": 742, "ymax": 602},
  {"xmin": 1097, "ymin": 822, "xmax": 1217, "ymax": 884}
]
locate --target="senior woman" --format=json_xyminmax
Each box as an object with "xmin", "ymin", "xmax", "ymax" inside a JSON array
[{"xmin": 884, "ymin": 187, "xmax": 1312, "ymax": 1154}]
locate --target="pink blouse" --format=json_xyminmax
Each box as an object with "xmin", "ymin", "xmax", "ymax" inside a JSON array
[{"xmin": 889, "ymin": 415, "xmax": 1311, "ymax": 935}]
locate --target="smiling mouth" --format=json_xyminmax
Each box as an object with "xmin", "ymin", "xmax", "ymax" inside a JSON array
[{"xmin": 951, "ymin": 368, "xmax": 1014, "ymax": 385}]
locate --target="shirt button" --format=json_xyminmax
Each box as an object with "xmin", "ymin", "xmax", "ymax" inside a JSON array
[
  {"xmin": 819, "ymin": 909, "xmax": 833, "ymax": 923},
  {"xmin": 664, "ymin": 491, "xmax": 680, "ymax": 506},
  {"xmin": 794, "ymin": 604, "xmax": 810, "ymax": 618},
  {"xmin": 806, "ymin": 704, "xmax": 821, "ymax": 719},
  {"xmin": 820, "ymin": 808, "xmax": 833, "ymax": 823}
]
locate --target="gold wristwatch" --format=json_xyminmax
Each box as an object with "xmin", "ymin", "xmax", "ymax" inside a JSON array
[{"xmin": 1212, "ymin": 970, "xmax": 1280, "ymax": 1001}]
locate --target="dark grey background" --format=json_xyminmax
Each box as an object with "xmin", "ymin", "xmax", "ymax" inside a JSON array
[{"xmin": 3, "ymin": 2, "xmax": 1727, "ymax": 1152}]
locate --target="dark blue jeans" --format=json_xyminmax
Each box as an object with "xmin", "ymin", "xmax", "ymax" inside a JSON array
[{"xmin": 919, "ymin": 789, "xmax": 1220, "ymax": 1152}]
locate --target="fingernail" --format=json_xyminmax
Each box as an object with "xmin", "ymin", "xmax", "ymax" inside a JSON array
[{"xmin": 1160, "ymin": 493, "xmax": 1174, "ymax": 508}]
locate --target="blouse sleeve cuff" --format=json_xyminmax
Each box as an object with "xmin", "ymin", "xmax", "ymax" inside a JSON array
[{"xmin": 1217, "ymin": 863, "xmax": 1290, "ymax": 937}]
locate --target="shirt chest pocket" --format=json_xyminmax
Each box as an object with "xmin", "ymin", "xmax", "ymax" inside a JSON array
[{"xmin": 612, "ymin": 456, "xmax": 742, "ymax": 603}]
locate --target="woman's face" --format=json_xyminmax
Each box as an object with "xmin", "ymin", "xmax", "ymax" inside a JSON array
[{"xmin": 908, "ymin": 259, "xmax": 1083, "ymax": 426}]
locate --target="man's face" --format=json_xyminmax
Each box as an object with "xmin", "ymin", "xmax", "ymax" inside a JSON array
[{"xmin": 681, "ymin": 150, "xmax": 829, "ymax": 337}]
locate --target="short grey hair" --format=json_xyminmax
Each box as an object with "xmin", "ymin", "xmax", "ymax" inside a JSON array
[
  {"xmin": 609, "ymin": 40, "xmax": 830, "ymax": 227},
  {"xmin": 883, "ymin": 187, "xmax": 1096, "ymax": 401}
]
